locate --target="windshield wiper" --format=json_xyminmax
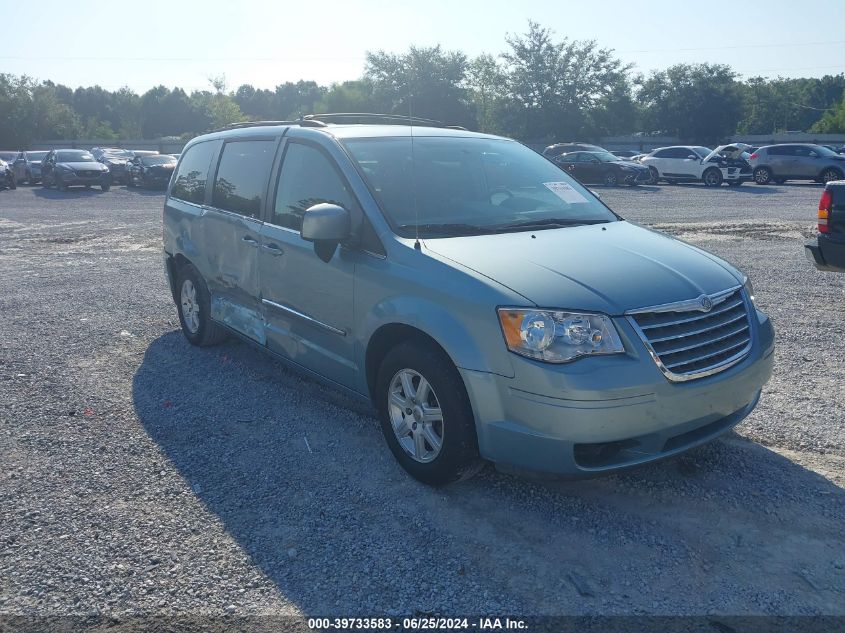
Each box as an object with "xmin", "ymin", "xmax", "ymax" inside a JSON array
[
  {"xmin": 397, "ymin": 223, "xmax": 495, "ymax": 236},
  {"xmin": 493, "ymin": 218, "xmax": 612, "ymax": 231}
]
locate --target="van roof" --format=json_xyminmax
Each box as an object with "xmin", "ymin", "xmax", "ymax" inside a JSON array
[{"xmin": 195, "ymin": 123, "xmax": 499, "ymax": 143}]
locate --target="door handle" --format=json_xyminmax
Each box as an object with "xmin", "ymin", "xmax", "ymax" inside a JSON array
[
  {"xmin": 242, "ymin": 235, "xmax": 259, "ymax": 247},
  {"xmin": 262, "ymin": 242, "xmax": 284, "ymax": 256}
]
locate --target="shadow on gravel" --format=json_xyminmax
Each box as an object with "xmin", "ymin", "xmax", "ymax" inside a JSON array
[
  {"xmin": 31, "ymin": 187, "xmax": 110, "ymax": 200},
  {"xmin": 123, "ymin": 187, "xmax": 168, "ymax": 196},
  {"xmin": 133, "ymin": 331, "xmax": 845, "ymax": 614}
]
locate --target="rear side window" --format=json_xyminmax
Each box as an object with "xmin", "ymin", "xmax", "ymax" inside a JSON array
[
  {"xmin": 652, "ymin": 149, "xmax": 674, "ymax": 158},
  {"xmin": 273, "ymin": 143, "xmax": 355, "ymax": 231},
  {"xmin": 212, "ymin": 140, "xmax": 277, "ymax": 219},
  {"xmin": 768, "ymin": 146, "xmax": 792, "ymax": 156},
  {"xmin": 171, "ymin": 141, "xmax": 219, "ymax": 204}
]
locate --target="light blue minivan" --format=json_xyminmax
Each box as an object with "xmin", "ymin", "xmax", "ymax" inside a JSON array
[{"xmin": 163, "ymin": 117, "xmax": 774, "ymax": 486}]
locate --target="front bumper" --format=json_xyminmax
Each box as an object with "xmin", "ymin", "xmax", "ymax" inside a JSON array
[
  {"xmin": 143, "ymin": 171, "xmax": 174, "ymax": 188},
  {"xmin": 461, "ymin": 308, "xmax": 775, "ymax": 475},
  {"xmin": 805, "ymin": 235, "xmax": 845, "ymax": 272},
  {"xmin": 624, "ymin": 170, "xmax": 651, "ymax": 184},
  {"xmin": 60, "ymin": 170, "xmax": 111, "ymax": 186}
]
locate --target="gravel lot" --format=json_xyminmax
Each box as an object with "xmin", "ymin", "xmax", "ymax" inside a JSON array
[{"xmin": 1, "ymin": 182, "xmax": 843, "ymax": 621}]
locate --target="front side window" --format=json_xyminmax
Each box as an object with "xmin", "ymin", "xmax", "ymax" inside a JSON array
[
  {"xmin": 273, "ymin": 143, "xmax": 355, "ymax": 231},
  {"xmin": 212, "ymin": 140, "xmax": 276, "ymax": 219},
  {"xmin": 171, "ymin": 140, "xmax": 219, "ymax": 204},
  {"xmin": 342, "ymin": 136, "xmax": 617, "ymax": 238}
]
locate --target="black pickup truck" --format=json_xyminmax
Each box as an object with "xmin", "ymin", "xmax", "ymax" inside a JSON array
[{"xmin": 806, "ymin": 181, "xmax": 845, "ymax": 272}]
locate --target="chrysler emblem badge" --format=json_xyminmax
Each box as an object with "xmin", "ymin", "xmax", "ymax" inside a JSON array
[{"xmin": 699, "ymin": 295, "xmax": 713, "ymax": 312}]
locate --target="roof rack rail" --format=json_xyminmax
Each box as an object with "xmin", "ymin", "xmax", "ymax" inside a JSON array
[
  {"xmin": 303, "ymin": 113, "xmax": 444, "ymax": 127},
  {"xmin": 219, "ymin": 119, "xmax": 328, "ymax": 131}
]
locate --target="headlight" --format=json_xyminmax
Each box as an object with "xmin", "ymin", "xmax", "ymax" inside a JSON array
[
  {"xmin": 743, "ymin": 277, "xmax": 755, "ymax": 305},
  {"xmin": 498, "ymin": 308, "xmax": 625, "ymax": 363}
]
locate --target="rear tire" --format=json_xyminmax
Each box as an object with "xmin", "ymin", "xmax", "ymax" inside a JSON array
[
  {"xmin": 603, "ymin": 171, "xmax": 619, "ymax": 186},
  {"xmin": 753, "ymin": 166, "xmax": 772, "ymax": 185},
  {"xmin": 376, "ymin": 340, "xmax": 481, "ymax": 486},
  {"xmin": 175, "ymin": 264, "xmax": 228, "ymax": 347}
]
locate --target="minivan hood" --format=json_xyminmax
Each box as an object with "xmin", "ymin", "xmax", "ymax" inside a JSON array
[{"xmin": 424, "ymin": 221, "xmax": 742, "ymax": 314}]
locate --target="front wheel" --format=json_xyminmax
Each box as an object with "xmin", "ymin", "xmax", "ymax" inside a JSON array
[
  {"xmin": 376, "ymin": 341, "xmax": 481, "ymax": 486},
  {"xmin": 753, "ymin": 167, "xmax": 772, "ymax": 185},
  {"xmin": 703, "ymin": 168, "xmax": 723, "ymax": 187},
  {"xmin": 175, "ymin": 264, "xmax": 228, "ymax": 347},
  {"xmin": 647, "ymin": 166, "xmax": 660, "ymax": 185},
  {"xmin": 821, "ymin": 168, "xmax": 843, "ymax": 184},
  {"xmin": 101, "ymin": 183, "xmax": 111, "ymax": 192}
]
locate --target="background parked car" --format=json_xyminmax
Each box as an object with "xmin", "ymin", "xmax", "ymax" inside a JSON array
[
  {"xmin": 0, "ymin": 159, "xmax": 17, "ymax": 190},
  {"xmin": 554, "ymin": 150, "xmax": 651, "ymax": 186},
  {"xmin": 749, "ymin": 144, "xmax": 845, "ymax": 185},
  {"xmin": 639, "ymin": 145, "xmax": 748, "ymax": 186},
  {"xmin": 700, "ymin": 144, "xmax": 754, "ymax": 186},
  {"xmin": 805, "ymin": 180, "xmax": 845, "ymax": 272},
  {"xmin": 41, "ymin": 149, "xmax": 112, "ymax": 191},
  {"xmin": 126, "ymin": 154, "xmax": 177, "ymax": 189},
  {"xmin": 95, "ymin": 148, "xmax": 134, "ymax": 184},
  {"xmin": 610, "ymin": 150, "xmax": 641, "ymax": 159},
  {"xmin": 542, "ymin": 142, "xmax": 606, "ymax": 159},
  {"xmin": 0, "ymin": 151, "xmax": 19, "ymax": 167},
  {"xmin": 8, "ymin": 150, "xmax": 49, "ymax": 184}
]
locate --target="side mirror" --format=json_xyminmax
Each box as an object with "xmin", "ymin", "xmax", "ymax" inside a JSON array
[
  {"xmin": 686, "ymin": 155, "xmax": 697, "ymax": 160},
  {"xmin": 301, "ymin": 203, "xmax": 351, "ymax": 263},
  {"xmin": 591, "ymin": 158, "xmax": 600, "ymax": 164}
]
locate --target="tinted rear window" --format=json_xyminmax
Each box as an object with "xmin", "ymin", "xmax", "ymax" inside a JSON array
[
  {"xmin": 171, "ymin": 140, "xmax": 219, "ymax": 204},
  {"xmin": 212, "ymin": 140, "xmax": 276, "ymax": 218}
]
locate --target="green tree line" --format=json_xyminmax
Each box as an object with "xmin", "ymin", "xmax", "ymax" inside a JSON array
[{"xmin": 2, "ymin": 22, "xmax": 844, "ymax": 148}]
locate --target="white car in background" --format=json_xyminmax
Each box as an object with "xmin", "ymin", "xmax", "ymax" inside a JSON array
[{"xmin": 640, "ymin": 145, "xmax": 752, "ymax": 187}]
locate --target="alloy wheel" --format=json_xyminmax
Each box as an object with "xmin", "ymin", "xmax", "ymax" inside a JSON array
[
  {"xmin": 180, "ymin": 279, "xmax": 200, "ymax": 334},
  {"xmin": 822, "ymin": 169, "xmax": 841, "ymax": 183},
  {"xmin": 388, "ymin": 368, "xmax": 444, "ymax": 463}
]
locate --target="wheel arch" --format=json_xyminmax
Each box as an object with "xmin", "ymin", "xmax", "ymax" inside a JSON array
[
  {"xmin": 364, "ymin": 323, "xmax": 460, "ymax": 402},
  {"xmin": 819, "ymin": 165, "xmax": 844, "ymax": 181}
]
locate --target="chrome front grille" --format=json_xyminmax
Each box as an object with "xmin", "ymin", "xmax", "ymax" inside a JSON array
[{"xmin": 627, "ymin": 286, "xmax": 752, "ymax": 382}]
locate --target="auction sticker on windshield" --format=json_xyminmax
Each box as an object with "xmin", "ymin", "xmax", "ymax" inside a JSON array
[{"xmin": 543, "ymin": 181, "xmax": 589, "ymax": 204}]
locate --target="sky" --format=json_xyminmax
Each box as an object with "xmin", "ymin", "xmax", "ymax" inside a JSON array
[{"xmin": 4, "ymin": 0, "xmax": 845, "ymax": 93}]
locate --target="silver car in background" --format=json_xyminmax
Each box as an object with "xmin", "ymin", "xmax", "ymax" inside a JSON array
[
  {"xmin": 8, "ymin": 150, "xmax": 49, "ymax": 184},
  {"xmin": 163, "ymin": 120, "xmax": 774, "ymax": 486},
  {"xmin": 749, "ymin": 143, "xmax": 845, "ymax": 185}
]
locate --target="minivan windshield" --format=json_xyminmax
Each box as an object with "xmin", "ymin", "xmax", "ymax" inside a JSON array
[{"xmin": 343, "ymin": 137, "xmax": 618, "ymax": 238}]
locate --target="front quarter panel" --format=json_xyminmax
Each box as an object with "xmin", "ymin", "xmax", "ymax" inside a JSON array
[{"xmin": 354, "ymin": 242, "xmax": 525, "ymax": 395}]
